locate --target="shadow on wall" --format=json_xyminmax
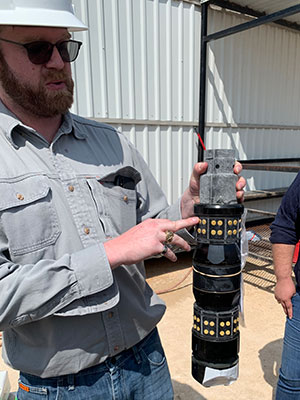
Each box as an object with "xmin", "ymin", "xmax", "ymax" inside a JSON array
[
  {"xmin": 172, "ymin": 380, "xmax": 206, "ymax": 400},
  {"xmin": 259, "ymin": 338, "xmax": 283, "ymax": 400}
]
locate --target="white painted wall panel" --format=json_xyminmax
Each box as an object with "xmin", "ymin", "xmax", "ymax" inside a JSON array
[
  {"xmin": 72, "ymin": 0, "xmax": 200, "ymax": 123},
  {"xmin": 206, "ymin": 9, "xmax": 300, "ymax": 126}
]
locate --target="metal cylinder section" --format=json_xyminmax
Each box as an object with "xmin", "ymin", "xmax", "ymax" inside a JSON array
[{"xmin": 192, "ymin": 202, "xmax": 244, "ymax": 385}]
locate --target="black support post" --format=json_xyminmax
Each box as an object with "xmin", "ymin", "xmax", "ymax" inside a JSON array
[{"xmin": 198, "ymin": 2, "xmax": 208, "ymax": 162}]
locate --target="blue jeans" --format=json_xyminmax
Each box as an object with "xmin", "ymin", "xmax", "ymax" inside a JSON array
[
  {"xmin": 276, "ymin": 290, "xmax": 300, "ymax": 399},
  {"xmin": 17, "ymin": 328, "xmax": 174, "ymax": 400}
]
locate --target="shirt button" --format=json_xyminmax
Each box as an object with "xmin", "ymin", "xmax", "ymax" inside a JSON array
[
  {"xmin": 108, "ymin": 312, "xmax": 114, "ymax": 318},
  {"xmin": 123, "ymin": 195, "xmax": 128, "ymax": 202},
  {"xmin": 17, "ymin": 194, "xmax": 24, "ymax": 201},
  {"xmin": 68, "ymin": 185, "xmax": 75, "ymax": 192},
  {"xmin": 114, "ymin": 345, "xmax": 119, "ymax": 352},
  {"xmin": 84, "ymin": 227, "xmax": 90, "ymax": 235}
]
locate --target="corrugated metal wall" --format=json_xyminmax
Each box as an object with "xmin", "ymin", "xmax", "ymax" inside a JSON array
[{"xmin": 70, "ymin": 1, "xmax": 300, "ymax": 204}]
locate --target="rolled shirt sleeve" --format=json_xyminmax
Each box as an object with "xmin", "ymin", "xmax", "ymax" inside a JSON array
[{"xmin": 0, "ymin": 242, "xmax": 118, "ymax": 330}]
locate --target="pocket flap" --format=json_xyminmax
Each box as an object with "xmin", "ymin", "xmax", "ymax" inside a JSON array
[
  {"xmin": 100, "ymin": 166, "xmax": 141, "ymax": 186},
  {"xmin": 0, "ymin": 175, "xmax": 50, "ymax": 211}
]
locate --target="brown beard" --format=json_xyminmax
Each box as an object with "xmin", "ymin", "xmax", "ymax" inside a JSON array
[{"xmin": 0, "ymin": 51, "xmax": 74, "ymax": 118}]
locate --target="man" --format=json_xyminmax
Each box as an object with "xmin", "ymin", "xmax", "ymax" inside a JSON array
[
  {"xmin": 0, "ymin": 2, "xmax": 245, "ymax": 399},
  {"xmin": 270, "ymin": 174, "xmax": 300, "ymax": 399}
]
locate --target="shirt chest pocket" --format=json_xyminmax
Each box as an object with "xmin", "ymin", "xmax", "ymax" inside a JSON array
[
  {"xmin": 87, "ymin": 168, "xmax": 141, "ymax": 236},
  {"xmin": 0, "ymin": 176, "xmax": 61, "ymax": 256}
]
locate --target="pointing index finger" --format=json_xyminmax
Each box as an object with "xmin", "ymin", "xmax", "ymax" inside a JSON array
[{"xmin": 167, "ymin": 217, "xmax": 200, "ymax": 232}]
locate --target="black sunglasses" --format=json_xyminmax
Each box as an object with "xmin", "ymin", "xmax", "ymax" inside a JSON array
[{"xmin": 0, "ymin": 38, "xmax": 82, "ymax": 65}]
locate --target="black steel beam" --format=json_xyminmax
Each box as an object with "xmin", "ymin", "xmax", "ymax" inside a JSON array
[
  {"xmin": 210, "ymin": 0, "xmax": 300, "ymax": 33},
  {"xmin": 240, "ymin": 158, "xmax": 300, "ymax": 172},
  {"xmin": 204, "ymin": 4, "xmax": 300, "ymax": 42},
  {"xmin": 244, "ymin": 188, "xmax": 287, "ymax": 201},
  {"xmin": 198, "ymin": 2, "xmax": 208, "ymax": 162},
  {"xmin": 239, "ymin": 157, "xmax": 300, "ymax": 164},
  {"xmin": 241, "ymin": 163, "xmax": 300, "ymax": 173},
  {"xmin": 247, "ymin": 208, "xmax": 277, "ymax": 216}
]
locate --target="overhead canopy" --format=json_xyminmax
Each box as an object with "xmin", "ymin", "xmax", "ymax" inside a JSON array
[{"xmin": 201, "ymin": 0, "xmax": 300, "ymax": 32}]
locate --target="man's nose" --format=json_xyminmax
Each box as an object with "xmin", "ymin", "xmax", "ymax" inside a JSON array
[{"xmin": 45, "ymin": 45, "xmax": 65, "ymax": 69}]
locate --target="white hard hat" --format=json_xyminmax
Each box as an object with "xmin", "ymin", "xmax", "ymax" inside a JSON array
[{"xmin": 0, "ymin": 0, "xmax": 88, "ymax": 31}]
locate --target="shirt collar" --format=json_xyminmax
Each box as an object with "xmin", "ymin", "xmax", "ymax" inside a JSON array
[
  {"xmin": 59, "ymin": 112, "xmax": 87, "ymax": 141},
  {"xmin": 0, "ymin": 100, "xmax": 23, "ymax": 147},
  {"xmin": 0, "ymin": 100, "xmax": 87, "ymax": 148}
]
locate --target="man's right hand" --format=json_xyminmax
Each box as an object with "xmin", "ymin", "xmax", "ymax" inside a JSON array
[
  {"xmin": 275, "ymin": 277, "xmax": 296, "ymax": 319},
  {"xmin": 104, "ymin": 216, "xmax": 199, "ymax": 269}
]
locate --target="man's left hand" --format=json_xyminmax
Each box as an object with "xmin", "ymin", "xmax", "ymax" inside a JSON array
[{"xmin": 180, "ymin": 161, "xmax": 246, "ymax": 219}]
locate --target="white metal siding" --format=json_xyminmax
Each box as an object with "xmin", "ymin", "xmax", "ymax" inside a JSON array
[
  {"xmin": 70, "ymin": 1, "xmax": 300, "ymax": 204},
  {"xmin": 72, "ymin": 0, "xmax": 200, "ymax": 123},
  {"xmin": 206, "ymin": 8, "xmax": 300, "ymax": 126}
]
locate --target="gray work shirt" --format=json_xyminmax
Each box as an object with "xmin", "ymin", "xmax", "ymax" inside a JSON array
[{"xmin": 0, "ymin": 101, "xmax": 191, "ymax": 378}]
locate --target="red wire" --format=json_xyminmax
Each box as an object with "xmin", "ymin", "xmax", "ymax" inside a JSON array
[
  {"xmin": 156, "ymin": 267, "xmax": 193, "ymax": 295},
  {"xmin": 196, "ymin": 131, "xmax": 206, "ymax": 151}
]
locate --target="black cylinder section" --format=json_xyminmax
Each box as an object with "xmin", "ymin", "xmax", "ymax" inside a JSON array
[{"xmin": 192, "ymin": 149, "xmax": 244, "ymax": 386}]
